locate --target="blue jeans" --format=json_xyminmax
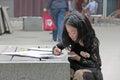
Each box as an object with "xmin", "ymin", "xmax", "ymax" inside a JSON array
[{"xmin": 50, "ymin": 8, "xmax": 66, "ymax": 41}]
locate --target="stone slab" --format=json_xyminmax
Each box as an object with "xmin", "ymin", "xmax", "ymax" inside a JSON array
[
  {"xmin": 23, "ymin": 17, "xmax": 43, "ymax": 31},
  {"xmin": 0, "ymin": 61, "xmax": 70, "ymax": 80}
]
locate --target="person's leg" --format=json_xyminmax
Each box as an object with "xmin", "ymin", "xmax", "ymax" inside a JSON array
[
  {"xmin": 73, "ymin": 69, "xmax": 94, "ymax": 80},
  {"xmin": 50, "ymin": 9, "xmax": 59, "ymax": 41},
  {"xmin": 57, "ymin": 8, "xmax": 66, "ymax": 41}
]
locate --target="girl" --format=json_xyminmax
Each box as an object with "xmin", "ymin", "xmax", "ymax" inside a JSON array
[{"xmin": 52, "ymin": 11, "xmax": 103, "ymax": 80}]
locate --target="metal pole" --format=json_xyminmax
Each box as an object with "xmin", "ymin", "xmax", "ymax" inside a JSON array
[{"xmin": 103, "ymin": 0, "xmax": 107, "ymax": 17}]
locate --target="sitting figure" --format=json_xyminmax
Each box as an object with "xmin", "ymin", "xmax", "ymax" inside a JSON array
[{"xmin": 52, "ymin": 11, "xmax": 103, "ymax": 80}]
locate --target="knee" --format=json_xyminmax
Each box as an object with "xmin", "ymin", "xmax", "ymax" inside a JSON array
[
  {"xmin": 75, "ymin": 70, "xmax": 83, "ymax": 76},
  {"xmin": 74, "ymin": 69, "xmax": 91, "ymax": 77},
  {"xmin": 83, "ymin": 72, "xmax": 95, "ymax": 80},
  {"xmin": 73, "ymin": 69, "xmax": 94, "ymax": 80}
]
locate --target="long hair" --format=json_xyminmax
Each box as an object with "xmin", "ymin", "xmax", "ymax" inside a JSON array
[{"xmin": 62, "ymin": 11, "xmax": 96, "ymax": 47}]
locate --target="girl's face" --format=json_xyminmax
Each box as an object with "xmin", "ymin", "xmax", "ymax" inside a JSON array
[{"xmin": 66, "ymin": 24, "xmax": 78, "ymax": 41}]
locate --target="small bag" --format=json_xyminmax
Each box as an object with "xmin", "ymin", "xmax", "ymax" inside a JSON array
[{"xmin": 42, "ymin": 12, "xmax": 56, "ymax": 31}]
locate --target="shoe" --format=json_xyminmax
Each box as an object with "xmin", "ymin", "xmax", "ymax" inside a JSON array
[
  {"xmin": 58, "ymin": 39, "xmax": 61, "ymax": 42},
  {"xmin": 53, "ymin": 39, "xmax": 57, "ymax": 42}
]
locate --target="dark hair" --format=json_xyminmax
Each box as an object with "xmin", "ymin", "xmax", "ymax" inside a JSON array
[{"xmin": 62, "ymin": 11, "xmax": 96, "ymax": 47}]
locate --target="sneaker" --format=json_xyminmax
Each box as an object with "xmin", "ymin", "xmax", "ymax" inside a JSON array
[{"xmin": 58, "ymin": 39, "xmax": 61, "ymax": 42}]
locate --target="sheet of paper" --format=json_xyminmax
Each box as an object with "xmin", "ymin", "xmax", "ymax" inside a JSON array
[
  {"xmin": 0, "ymin": 51, "xmax": 78, "ymax": 59},
  {"xmin": 28, "ymin": 48, "xmax": 52, "ymax": 52}
]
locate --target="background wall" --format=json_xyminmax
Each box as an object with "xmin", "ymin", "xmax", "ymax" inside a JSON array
[
  {"xmin": 0, "ymin": 0, "xmax": 119, "ymax": 17},
  {"xmin": 0, "ymin": 0, "xmax": 47, "ymax": 17},
  {"xmin": 14, "ymin": 0, "xmax": 47, "ymax": 17}
]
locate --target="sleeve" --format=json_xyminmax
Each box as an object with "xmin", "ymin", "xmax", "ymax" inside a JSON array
[
  {"xmin": 56, "ymin": 42, "xmax": 65, "ymax": 50},
  {"xmin": 45, "ymin": 0, "xmax": 53, "ymax": 9},
  {"xmin": 95, "ymin": 2, "xmax": 98, "ymax": 11},
  {"xmin": 65, "ymin": 0, "xmax": 69, "ymax": 11},
  {"xmin": 52, "ymin": 42, "xmax": 65, "ymax": 54},
  {"xmin": 79, "ymin": 38, "xmax": 101, "ymax": 68}
]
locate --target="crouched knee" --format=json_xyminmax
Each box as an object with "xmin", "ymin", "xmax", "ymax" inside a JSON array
[{"xmin": 83, "ymin": 72, "xmax": 95, "ymax": 80}]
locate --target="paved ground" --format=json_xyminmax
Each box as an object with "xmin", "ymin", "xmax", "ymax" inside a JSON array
[
  {"xmin": 0, "ymin": 23, "xmax": 120, "ymax": 80},
  {"xmin": 94, "ymin": 24, "xmax": 120, "ymax": 80},
  {"xmin": 0, "ymin": 26, "xmax": 57, "ymax": 46}
]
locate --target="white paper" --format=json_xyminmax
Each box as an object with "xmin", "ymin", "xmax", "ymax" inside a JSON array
[
  {"xmin": 0, "ymin": 51, "xmax": 78, "ymax": 59},
  {"xmin": 28, "ymin": 48, "xmax": 52, "ymax": 52}
]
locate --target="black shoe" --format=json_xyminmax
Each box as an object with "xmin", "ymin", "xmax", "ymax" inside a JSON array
[{"xmin": 53, "ymin": 39, "xmax": 57, "ymax": 41}]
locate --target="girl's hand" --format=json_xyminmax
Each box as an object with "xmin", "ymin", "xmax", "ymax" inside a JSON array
[
  {"xmin": 80, "ymin": 51, "xmax": 90, "ymax": 58},
  {"xmin": 53, "ymin": 48, "xmax": 62, "ymax": 55},
  {"xmin": 43, "ymin": 8, "xmax": 47, "ymax": 12}
]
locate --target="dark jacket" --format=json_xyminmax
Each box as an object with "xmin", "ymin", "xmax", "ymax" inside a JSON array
[
  {"xmin": 45, "ymin": 0, "xmax": 69, "ymax": 10},
  {"xmin": 56, "ymin": 37, "xmax": 102, "ymax": 70},
  {"xmin": 55, "ymin": 37, "xmax": 103, "ymax": 80}
]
